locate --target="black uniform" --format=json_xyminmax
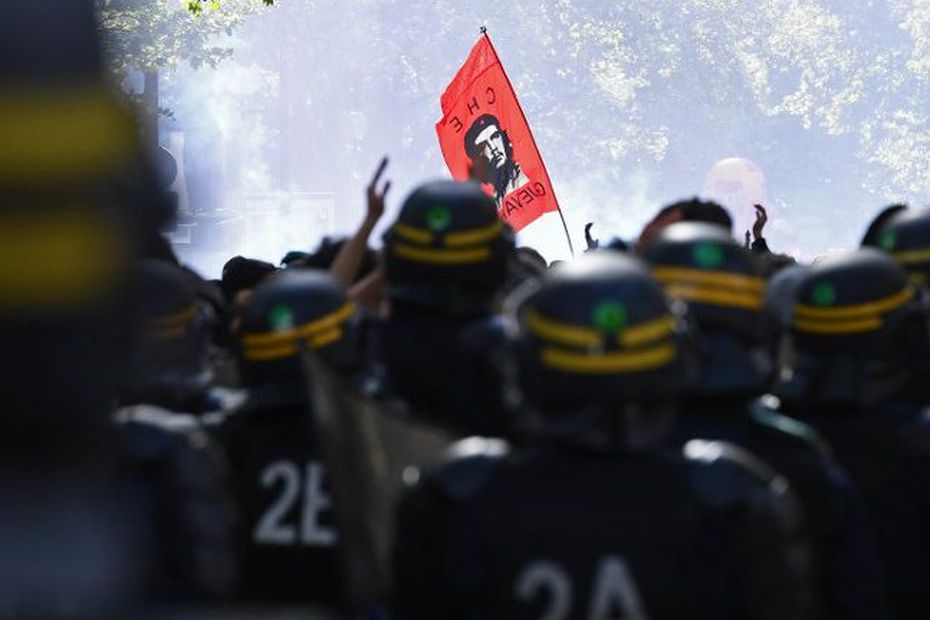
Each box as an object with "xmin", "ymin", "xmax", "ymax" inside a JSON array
[
  {"xmin": 394, "ymin": 252, "xmax": 816, "ymax": 619},
  {"xmin": 394, "ymin": 437, "xmax": 811, "ymax": 620},
  {"xmin": 776, "ymin": 248, "xmax": 930, "ymax": 620},
  {"xmin": 378, "ymin": 304, "xmax": 509, "ymax": 436},
  {"xmin": 216, "ymin": 390, "xmax": 344, "ymax": 605},
  {"xmin": 643, "ymin": 222, "xmax": 888, "ymax": 619},
  {"xmin": 380, "ymin": 180, "xmax": 516, "ymax": 436},
  {"xmin": 217, "ymin": 269, "xmax": 366, "ymax": 607},
  {"xmin": 116, "ymin": 406, "xmax": 238, "ymax": 602},
  {"xmin": 778, "ymin": 400, "xmax": 930, "ymax": 620},
  {"xmin": 672, "ymin": 398, "xmax": 887, "ymax": 620}
]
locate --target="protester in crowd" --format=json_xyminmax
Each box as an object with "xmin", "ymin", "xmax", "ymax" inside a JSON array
[
  {"xmin": 775, "ymin": 249, "xmax": 930, "ymax": 620},
  {"xmin": 214, "ymin": 269, "xmax": 368, "ymax": 609},
  {"xmin": 393, "ymin": 252, "xmax": 816, "ymax": 619},
  {"xmin": 634, "ymin": 198, "xmax": 732, "ymax": 253},
  {"xmin": 642, "ymin": 223, "xmax": 889, "ymax": 619},
  {"xmin": 377, "ymin": 179, "xmax": 516, "ymax": 436}
]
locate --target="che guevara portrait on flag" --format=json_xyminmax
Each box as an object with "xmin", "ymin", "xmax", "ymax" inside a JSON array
[
  {"xmin": 436, "ymin": 35, "xmax": 559, "ymax": 232},
  {"xmin": 464, "ymin": 114, "xmax": 530, "ymax": 210}
]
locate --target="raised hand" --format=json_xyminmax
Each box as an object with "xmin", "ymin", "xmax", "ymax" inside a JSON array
[
  {"xmin": 366, "ymin": 156, "xmax": 391, "ymax": 225},
  {"xmin": 752, "ymin": 204, "xmax": 768, "ymax": 240}
]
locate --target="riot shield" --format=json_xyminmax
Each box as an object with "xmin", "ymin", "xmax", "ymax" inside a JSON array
[{"xmin": 300, "ymin": 350, "xmax": 452, "ymax": 611}]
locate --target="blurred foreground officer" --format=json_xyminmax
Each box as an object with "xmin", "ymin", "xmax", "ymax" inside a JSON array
[
  {"xmin": 216, "ymin": 270, "xmax": 366, "ymax": 608},
  {"xmin": 0, "ymin": 0, "xmax": 173, "ymax": 616},
  {"xmin": 777, "ymin": 249, "xmax": 930, "ymax": 620},
  {"xmin": 643, "ymin": 223, "xmax": 888, "ymax": 620},
  {"xmin": 380, "ymin": 180, "xmax": 515, "ymax": 436},
  {"xmin": 393, "ymin": 253, "xmax": 815, "ymax": 620}
]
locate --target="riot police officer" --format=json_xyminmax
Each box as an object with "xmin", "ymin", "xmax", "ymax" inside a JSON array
[
  {"xmin": 379, "ymin": 179, "xmax": 516, "ymax": 436},
  {"xmin": 641, "ymin": 222, "xmax": 888, "ymax": 620},
  {"xmin": 215, "ymin": 269, "xmax": 367, "ymax": 607},
  {"xmin": 864, "ymin": 206, "xmax": 930, "ymax": 287},
  {"xmin": 115, "ymin": 259, "xmax": 239, "ymax": 602},
  {"xmin": 120, "ymin": 259, "xmax": 241, "ymax": 415},
  {"xmin": 776, "ymin": 248, "xmax": 930, "ymax": 620},
  {"xmin": 393, "ymin": 252, "xmax": 815, "ymax": 619},
  {"xmin": 0, "ymin": 1, "xmax": 181, "ymax": 615},
  {"xmin": 865, "ymin": 206, "xmax": 930, "ymax": 403}
]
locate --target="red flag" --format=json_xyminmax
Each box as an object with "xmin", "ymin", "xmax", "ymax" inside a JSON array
[{"xmin": 436, "ymin": 35, "xmax": 560, "ymax": 232}]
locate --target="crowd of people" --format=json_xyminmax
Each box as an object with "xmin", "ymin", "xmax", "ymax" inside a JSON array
[{"xmin": 7, "ymin": 2, "xmax": 930, "ymax": 619}]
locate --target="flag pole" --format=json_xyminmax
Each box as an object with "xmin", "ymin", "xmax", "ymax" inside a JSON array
[{"xmin": 480, "ymin": 26, "xmax": 575, "ymax": 258}]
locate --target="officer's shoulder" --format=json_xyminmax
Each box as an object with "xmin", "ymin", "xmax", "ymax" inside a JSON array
[
  {"xmin": 418, "ymin": 436, "xmax": 510, "ymax": 502},
  {"xmin": 683, "ymin": 439, "xmax": 789, "ymax": 508},
  {"xmin": 114, "ymin": 404, "xmax": 210, "ymax": 458},
  {"xmin": 458, "ymin": 316, "xmax": 507, "ymax": 351},
  {"xmin": 115, "ymin": 404, "xmax": 202, "ymax": 434},
  {"xmin": 750, "ymin": 395, "xmax": 833, "ymax": 458}
]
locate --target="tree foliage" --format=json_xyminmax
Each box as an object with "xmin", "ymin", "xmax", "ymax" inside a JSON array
[
  {"xmin": 186, "ymin": 0, "xmax": 274, "ymax": 16},
  {"xmin": 96, "ymin": 0, "xmax": 270, "ymax": 77}
]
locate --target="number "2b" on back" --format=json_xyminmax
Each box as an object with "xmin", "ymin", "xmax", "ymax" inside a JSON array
[{"xmin": 252, "ymin": 460, "xmax": 337, "ymax": 547}]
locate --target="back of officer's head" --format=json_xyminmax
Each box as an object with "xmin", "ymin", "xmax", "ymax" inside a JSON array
[
  {"xmin": 508, "ymin": 253, "xmax": 687, "ymax": 448},
  {"xmin": 866, "ymin": 206, "xmax": 930, "ymax": 288},
  {"xmin": 236, "ymin": 270, "xmax": 362, "ymax": 390},
  {"xmin": 642, "ymin": 222, "xmax": 770, "ymax": 395},
  {"xmin": 383, "ymin": 180, "xmax": 515, "ymax": 317},
  {"xmin": 784, "ymin": 248, "xmax": 927, "ymax": 407},
  {"xmin": 125, "ymin": 260, "xmax": 210, "ymax": 392}
]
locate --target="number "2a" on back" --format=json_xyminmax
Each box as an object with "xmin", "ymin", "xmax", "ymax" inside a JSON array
[{"xmin": 515, "ymin": 556, "xmax": 651, "ymax": 620}]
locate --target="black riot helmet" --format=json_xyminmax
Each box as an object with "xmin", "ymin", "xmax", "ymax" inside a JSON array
[
  {"xmin": 867, "ymin": 206, "xmax": 930, "ymax": 287},
  {"xmin": 125, "ymin": 260, "xmax": 210, "ymax": 393},
  {"xmin": 784, "ymin": 249, "xmax": 928, "ymax": 407},
  {"xmin": 508, "ymin": 253, "xmax": 688, "ymax": 449},
  {"xmin": 383, "ymin": 180, "xmax": 515, "ymax": 316},
  {"xmin": 642, "ymin": 222, "xmax": 771, "ymax": 394},
  {"xmin": 237, "ymin": 270, "xmax": 363, "ymax": 390}
]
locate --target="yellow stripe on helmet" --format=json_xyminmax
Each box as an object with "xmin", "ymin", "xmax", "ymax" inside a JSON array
[
  {"xmin": 619, "ymin": 315, "xmax": 676, "ymax": 347},
  {"xmin": 241, "ymin": 302, "xmax": 355, "ymax": 347},
  {"xmin": 242, "ymin": 327, "xmax": 344, "ymax": 361},
  {"xmin": 663, "ymin": 283, "xmax": 764, "ymax": 310},
  {"xmin": 793, "ymin": 317, "xmax": 882, "ymax": 335},
  {"xmin": 445, "ymin": 220, "xmax": 503, "ymax": 247},
  {"xmin": 525, "ymin": 310, "xmax": 601, "ymax": 347},
  {"xmin": 393, "ymin": 223, "xmax": 433, "ymax": 245},
  {"xmin": 0, "ymin": 84, "xmax": 136, "ymax": 184},
  {"xmin": 149, "ymin": 305, "xmax": 197, "ymax": 329},
  {"xmin": 892, "ymin": 248, "xmax": 930, "ymax": 265},
  {"xmin": 794, "ymin": 288, "xmax": 913, "ymax": 320},
  {"xmin": 653, "ymin": 267, "xmax": 765, "ymax": 293},
  {"xmin": 0, "ymin": 209, "xmax": 125, "ymax": 308},
  {"xmin": 393, "ymin": 243, "xmax": 490, "ymax": 265},
  {"xmin": 526, "ymin": 310, "xmax": 677, "ymax": 350},
  {"xmin": 540, "ymin": 343, "xmax": 677, "ymax": 374}
]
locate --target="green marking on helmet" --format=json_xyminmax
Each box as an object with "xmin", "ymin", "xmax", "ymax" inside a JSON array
[
  {"xmin": 269, "ymin": 304, "xmax": 295, "ymax": 331},
  {"xmin": 811, "ymin": 282, "xmax": 836, "ymax": 307},
  {"xmin": 693, "ymin": 242, "xmax": 724, "ymax": 269},
  {"xmin": 426, "ymin": 205, "xmax": 452, "ymax": 231},
  {"xmin": 879, "ymin": 229, "xmax": 897, "ymax": 251},
  {"xmin": 592, "ymin": 301, "xmax": 627, "ymax": 334}
]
